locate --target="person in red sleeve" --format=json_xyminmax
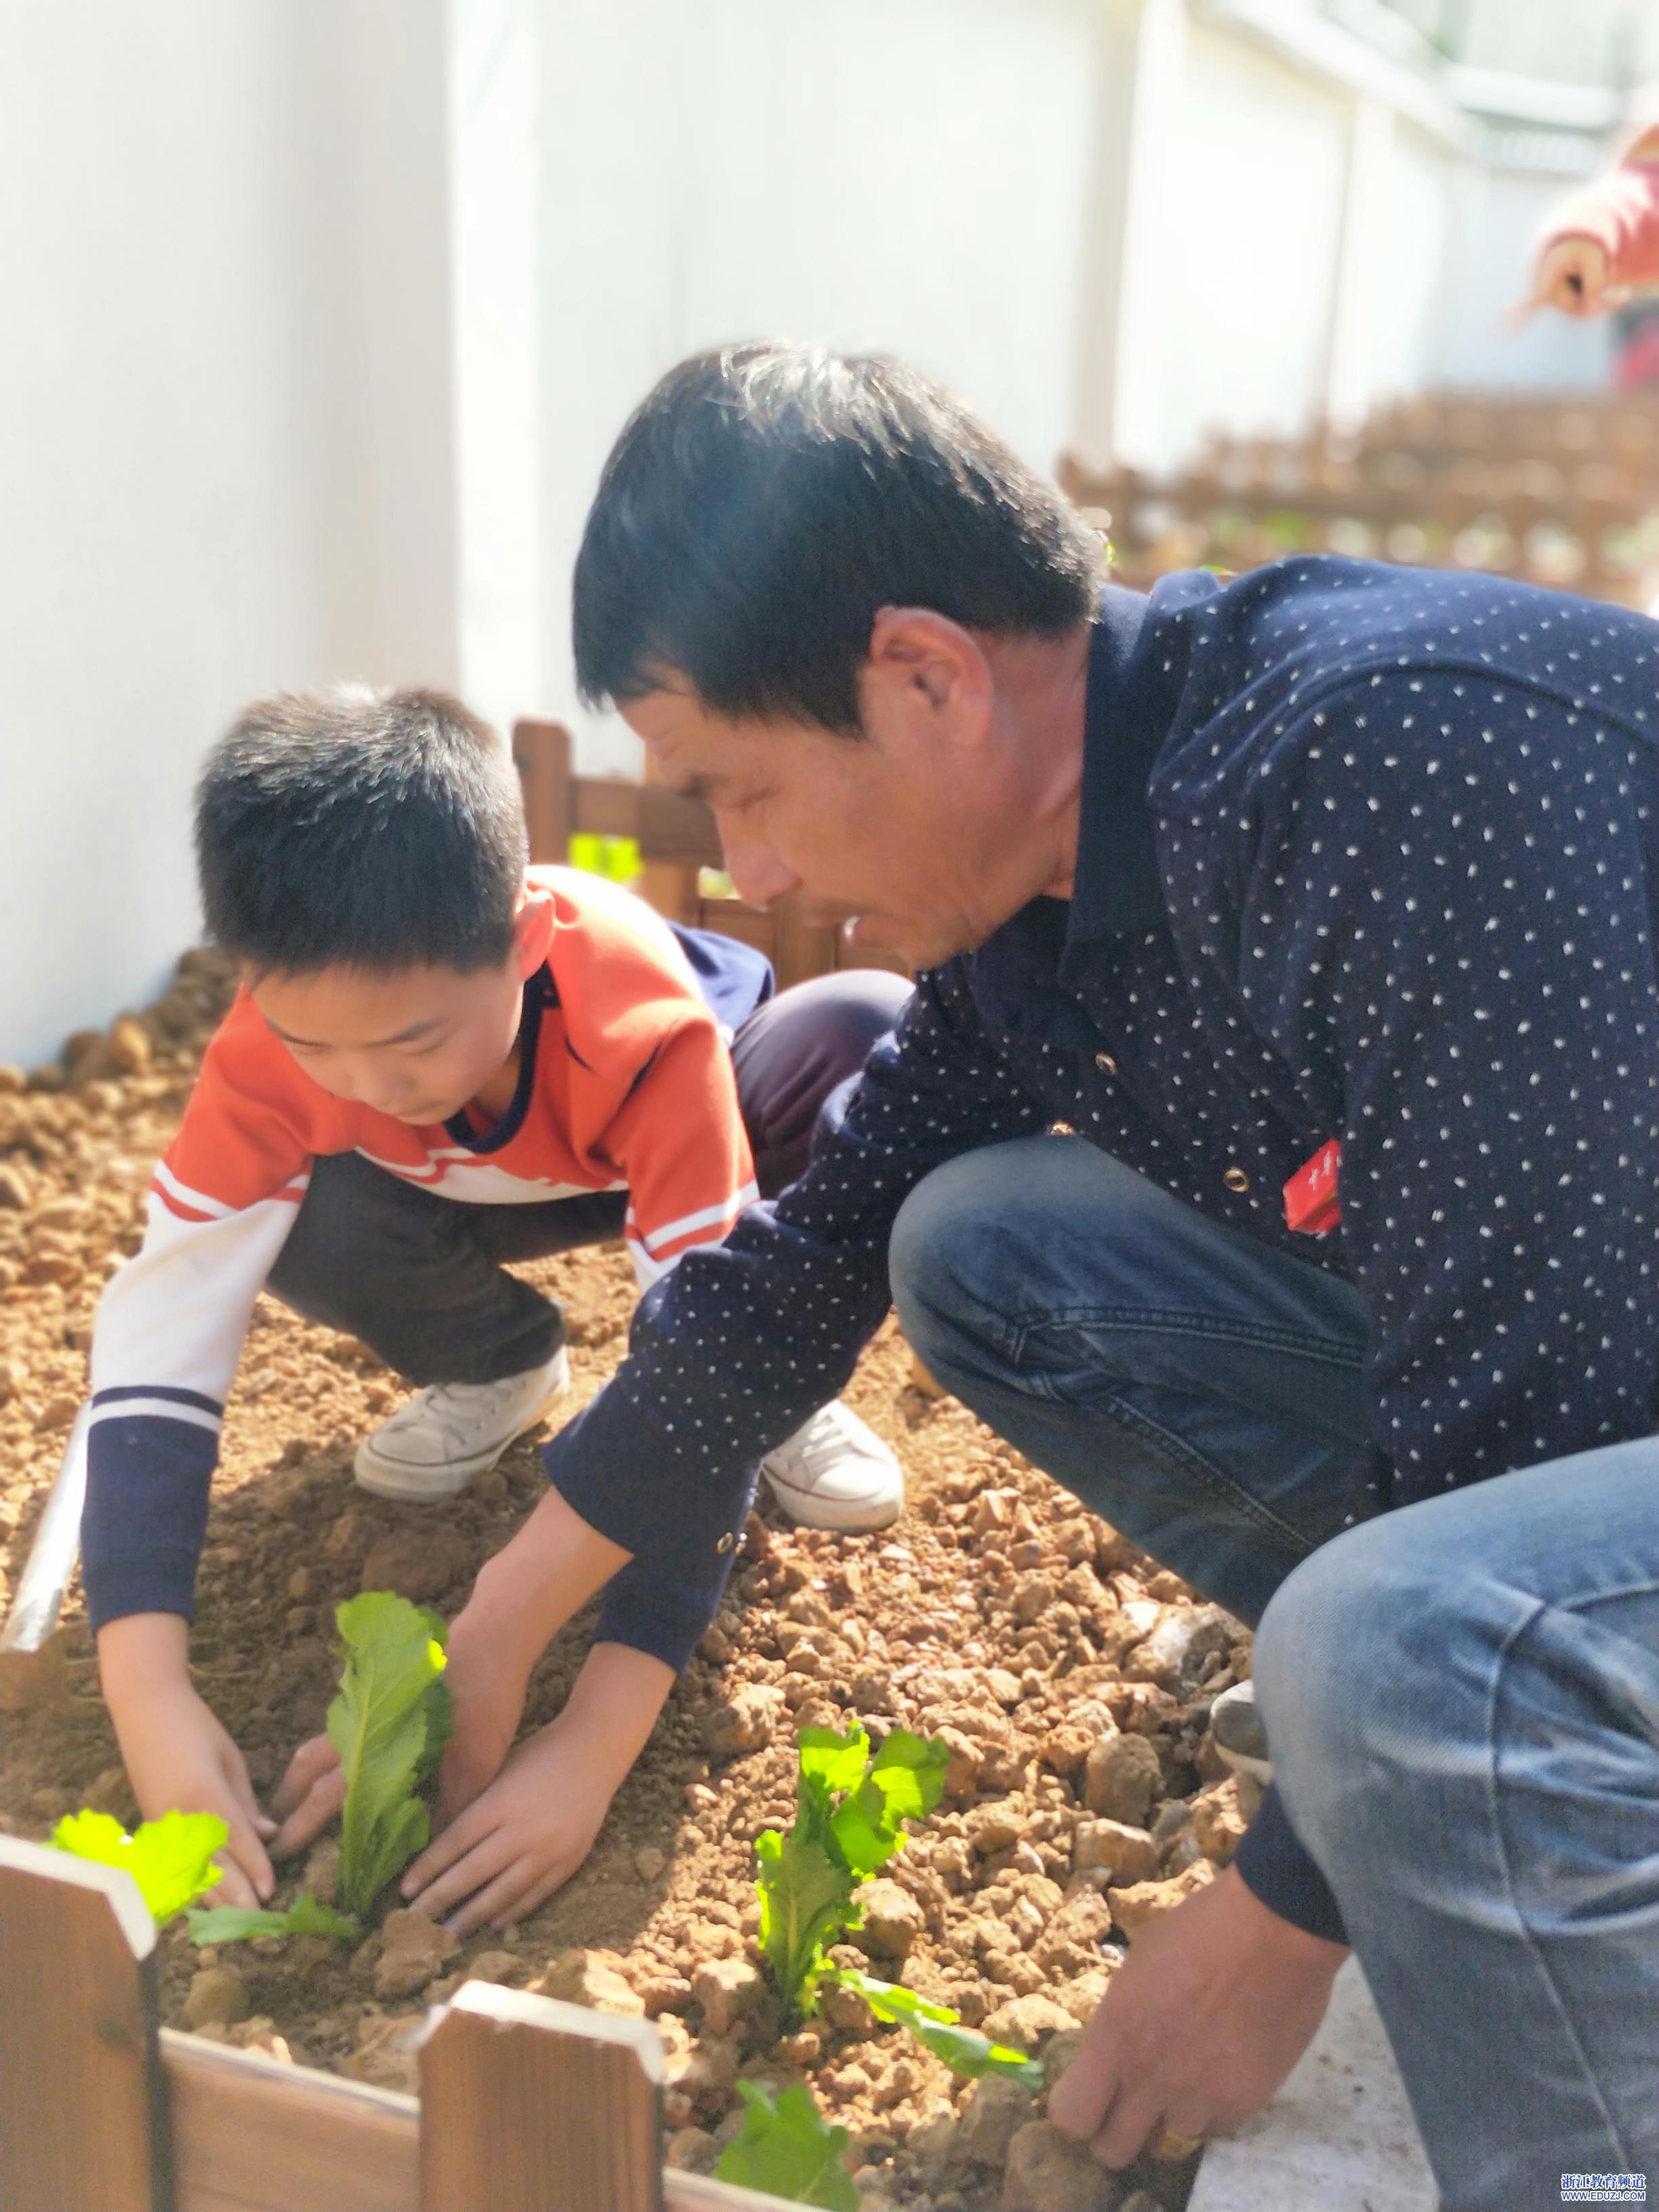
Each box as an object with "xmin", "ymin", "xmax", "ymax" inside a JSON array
[
  {"xmin": 86, "ymin": 686, "xmax": 907, "ymax": 1919},
  {"xmin": 1532, "ymin": 112, "xmax": 1659, "ymax": 384}
]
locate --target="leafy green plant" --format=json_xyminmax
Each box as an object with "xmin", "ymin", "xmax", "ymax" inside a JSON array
[
  {"xmin": 187, "ymin": 1891, "xmax": 359, "ymax": 1946},
  {"xmin": 51, "ymin": 1809, "xmax": 226, "ymax": 1926},
  {"xmin": 714, "ymin": 2081, "xmax": 858, "ymax": 2210},
  {"xmin": 751, "ymin": 1726, "xmax": 1046, "ymax": 2093},
  {"xmin": 832, "ymin": 1968, "xmax": 1045, "ymax": 2093},
  {"xmin": 755, "ymin": 1723, "xmax": 947, "ymax": 2021},
  {"xmin": 328, "ymin": 1591, "xmax": 452, "ymax": 1917}
]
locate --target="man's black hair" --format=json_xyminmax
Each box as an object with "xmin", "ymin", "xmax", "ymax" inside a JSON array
[
  {"xmin": 572, "ymin": 342, "xmax": 1104, "ymax": 732},
  {"xmin": 195, "ymin": 687, "xmax": 528, "ymax": 974}
]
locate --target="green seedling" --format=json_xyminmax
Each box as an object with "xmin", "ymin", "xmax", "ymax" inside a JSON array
[
  {"xmin": 750, "ymin": 1726, "xmax": 1048, "ymax": 2092},
  {"xmin": 714, "ymin": 2081, "xmax": 858, "ymax": 2210},
  {"xmin": 329, "ymin": 1591, "xmax": 453, "ymax": 1918},
  {"xmin": 51, "ymin": 1809, "xmax": 226, "ymax": 1926},
  {"xmin": 755, "ymin": 1723, "xmax": 947, "ymax": 2022},
  {"xmin": 187, "ymin": 1891, "xmax": 359, "ymax": 1946}
]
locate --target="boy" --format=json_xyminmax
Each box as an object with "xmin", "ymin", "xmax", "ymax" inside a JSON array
[{"xmin": 87, "ymin": 687, "xmax": 908, "ymax": 1909}]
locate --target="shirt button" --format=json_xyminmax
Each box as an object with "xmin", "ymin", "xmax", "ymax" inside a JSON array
[
  {"xmin": 1223, "ymin": 1166, "xmax": 1252, "ymax": 1194},
  {"xmin": 1094, "ymin": 1052, "xmax": 1119, "ymax": 1076},
  {"xmin": 716, "ymin": 1530, "xmax": 735, "ymax": 1554}
]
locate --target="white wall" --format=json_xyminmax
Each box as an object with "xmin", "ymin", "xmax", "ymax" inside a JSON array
[
  {"xmin": 0, "ymin": 1, "xmax": 458, "ymax": 1068},
  {"xmin": 454, "ymin": 0, "xmax": 1106, "ymax": 766},
  {"xmin": 1158, "ymin": 22, "xmax": 1353, "ymax": 462}
]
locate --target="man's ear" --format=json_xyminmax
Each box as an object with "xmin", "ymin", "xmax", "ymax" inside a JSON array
[
  {"xmin": 513, "ymin": 888, "xmax": 556, "ymax": 977},
  {"xmin": 862, "ymin": 607, "xmax": 994, "ymax": 743}
]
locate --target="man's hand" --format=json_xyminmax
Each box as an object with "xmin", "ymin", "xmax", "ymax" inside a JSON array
[
  {"xmin": 98, "ymin": 1613, "xmax": 276, "ymax": 1910},
  {"xmin": 1048, "ymin": 1865, "xmax": 1349, "ymax": 2167},
  {"xmin": 401, "ymin": 1641, "xmax": 673, "ymax": 1936},
  {"xmin": 270, "ymin": 1732, "xmax": 344, "ymax": 1859}
]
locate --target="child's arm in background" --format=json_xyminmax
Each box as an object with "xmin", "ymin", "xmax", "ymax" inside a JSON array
[{"xmin": 1533, "ymin": 121, "xmax": 1659, "ymax": 314}]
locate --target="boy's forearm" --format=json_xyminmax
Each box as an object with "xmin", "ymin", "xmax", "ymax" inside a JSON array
[{"xmin": 98, "ymin": 1610, "xmax": 192, "ymax": 1713}]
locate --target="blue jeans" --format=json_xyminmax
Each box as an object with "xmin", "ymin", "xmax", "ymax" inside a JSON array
[{"xmin": 889, "ymin": 1134, "xmax": 1658, "ymax": 2210}]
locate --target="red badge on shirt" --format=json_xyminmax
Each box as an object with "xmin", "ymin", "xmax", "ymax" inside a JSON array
[{"xmin": 1284, "ymin": 1140, "xmax": 1340, "ymax": 1236}]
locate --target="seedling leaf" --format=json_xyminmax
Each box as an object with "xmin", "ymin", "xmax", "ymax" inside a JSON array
[
  {"xmin": 327, "ymin": 1591, "xmax": 451, "ymax": 1917},
  {"xmin": 830, "ymin": 1732, "xmax": 947, "ymax": 1876},
  {"xmin": 714, "ymin": 2081, "xmax": 859, "ymax": 2209},
  {"xmin": 186, "ymin": 1891, "xmax": 360, "ymax": 1946},
  {"xmin": 832, "ymin": 1968, "xmax": 1046, "ymax": 2093},
  {"xmin": 52, "ymin": 1809, "xmax": 227, "ymax": 1926}
]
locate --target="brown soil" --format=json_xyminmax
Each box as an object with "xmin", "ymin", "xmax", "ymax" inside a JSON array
[{"xmin": 0, "ymin": 956, "xmax": 1246, "ymax": 2212}]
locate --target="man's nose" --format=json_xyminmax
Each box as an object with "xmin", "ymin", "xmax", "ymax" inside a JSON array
[{"xmin": 721, "ymin": 825, "xmax": 800, "ymax": 912}]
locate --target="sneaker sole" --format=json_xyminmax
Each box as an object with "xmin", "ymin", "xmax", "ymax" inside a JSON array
[
  {"xmin": 760, "ymin": 1467, "xmax": 905, "ymax": 1534},
  {"xmin": 352, "ymin": 1367, "xmax": 572, "ymax": 1502}
]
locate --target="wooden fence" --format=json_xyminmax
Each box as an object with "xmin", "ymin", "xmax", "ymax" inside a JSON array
[
  {"xmin": 512, "ymin": 718, "xmax": 909, "ymax": 992},
  {"xmin": 1061, "ymin": 390, "xmax": 1659, "ymax": 610},
  {"xmin": 0, "ymin": 1837, "xmax": 804, "ymax": 2212}
]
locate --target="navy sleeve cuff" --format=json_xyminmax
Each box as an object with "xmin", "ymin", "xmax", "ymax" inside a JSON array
[
  {"xmin": 594, "ymin": 1555, "xmax": 735, "ymax": 1674},
  {"xmin": 1231, "ymin": 1781, "xmax": 1349, "ymax": 1945},
  {"xmin": 81, "ymin": 1414, "xmax": 217, "ymax": 1633},
  {"xmin": 541, "ymin": 1385, "xmax": 760, "ymax": 1576}
]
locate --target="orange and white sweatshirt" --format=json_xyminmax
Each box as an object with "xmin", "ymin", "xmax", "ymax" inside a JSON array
[{"xmin": 81, "ymin": 868, "xmax": 772, "ymax": 1649}]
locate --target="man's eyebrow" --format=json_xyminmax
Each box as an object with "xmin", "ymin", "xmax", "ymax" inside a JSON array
[
  {"xmin": 263, "ymin": 1012, "xmax": 447, "ymax": 1050},
  {"xmin": 676, "ymin": 772, "xmax": 723, "ymax": 806}
]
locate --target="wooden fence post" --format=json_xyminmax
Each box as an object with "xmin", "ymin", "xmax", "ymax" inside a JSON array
[
  {"xmin": 418, "ymin": 1983, "xmax": 664, "ymax": 2212},
  {"xmin": 0, "ymin": 1836, "xmax": 169, "ymax": 2212},
  {"xmin": 512, "ymin": 719, "xmax": 575, "ymax": 866}
]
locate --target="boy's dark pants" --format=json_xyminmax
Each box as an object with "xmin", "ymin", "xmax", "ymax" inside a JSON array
[{"xmin": 267, "ymin": 970, "xmax": 911, "ymax": 1387}]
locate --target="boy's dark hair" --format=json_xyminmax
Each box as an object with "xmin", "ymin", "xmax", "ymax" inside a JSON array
[
  {"xmin": 196, "ymin": 687, "xmax": 528, "ymax": 974},
  {"xmin": 573, "ymin": 342, "xmax": 1103, "ymax": 733}
]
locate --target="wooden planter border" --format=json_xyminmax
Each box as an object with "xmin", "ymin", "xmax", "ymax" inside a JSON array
[{"xmin": 0, "ymin": 1838, "xmax": 804, "ymax": 2212}]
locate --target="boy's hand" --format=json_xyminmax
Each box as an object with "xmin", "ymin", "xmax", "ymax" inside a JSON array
[
  {"xmin": 99, "ymin": 1614, "xmax": 276, "ymax": 1910},
  {"xmin": 401, "ymin": 1641, "xmax": 674, "ymax": 1936},
  {"xmin": 1048, "ymin": 1865, "xmax": 1347, "ymax": 2166}
]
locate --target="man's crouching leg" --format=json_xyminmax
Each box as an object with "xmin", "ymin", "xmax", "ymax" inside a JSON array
[{"xmin": 1254, "ymin": 1439, "xmax": 1659, "ymax": 2212}]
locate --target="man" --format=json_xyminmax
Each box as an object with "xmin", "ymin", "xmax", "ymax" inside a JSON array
[{"xmin": 424, "ymin": 342, "xmax": 1656, "ymax": 2209}]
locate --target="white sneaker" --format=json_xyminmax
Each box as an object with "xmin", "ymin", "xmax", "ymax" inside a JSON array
[
  {"xmin": 761, "ymin": 1401, "xmax": 904, "ymax": 1533},
  {"xmin": 354, "ymin": 1349, "xmax": 571, "ymax": 1502},
  {"xmin": 1208, "ymin": 1678, "xmax": 1274, "ymax": 1790}
]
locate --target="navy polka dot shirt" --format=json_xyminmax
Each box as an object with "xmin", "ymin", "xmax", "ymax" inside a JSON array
[{"xmin": 554, "ymin": 558, "xmax": 1658, "ymax": 1931}]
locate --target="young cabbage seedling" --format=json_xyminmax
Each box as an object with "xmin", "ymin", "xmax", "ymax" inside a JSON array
[
  {"xmin": 752, "ymin": 1724, "xmax": 1048, "ymax": 2090},
  {"xmin": 755, "ymin": 1723, "xmax": 948, "ymax": 2022},
  {"xmin": 51, "ymin": 1809, "xmax": 226, "ymax": 1927},
  {"xmin": 328, "ymin": 1591, "xmax": 452, "ymax": 1919}
]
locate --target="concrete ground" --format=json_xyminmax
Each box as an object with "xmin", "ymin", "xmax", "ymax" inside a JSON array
[{"xmin": 1187, "ymin": 1958, "xmax": 1437, "ymax": 2212}]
